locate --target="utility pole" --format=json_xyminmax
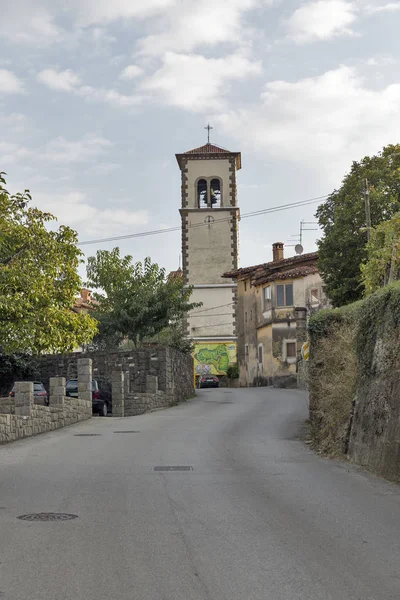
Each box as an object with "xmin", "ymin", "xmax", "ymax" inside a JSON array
[{"xmin": 363, "ymin": 178, "xmax": 371, "ymax": 242}]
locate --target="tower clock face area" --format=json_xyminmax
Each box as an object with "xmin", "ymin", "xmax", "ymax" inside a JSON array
[{"xmin": 176, "ymin": 141, "xmax": 240, "ymax": 346}]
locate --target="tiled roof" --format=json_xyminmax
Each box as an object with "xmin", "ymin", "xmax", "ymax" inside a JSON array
[
  {"xmin": 223, "ymin": 252, "xmax": 319, "ymax": 286},
  {"xmin": 168, "ymin": 268, "xmax": 183, "ymax": 280},
  {"xmin": 184, "ymin": 143, "xmax": 233, "ymax": 155},
  {"xmin": 254, "ymin": 264, "xmax": 319, "ymax": 286},
  {"xmin": 176, "ymin": 143, "xmax": 241, "ymax": 170}
]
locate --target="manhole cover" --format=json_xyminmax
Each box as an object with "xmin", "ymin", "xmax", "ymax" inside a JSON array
[
  {"xmin": 74, "ymin": 434, "xmax": 101, "ymax": 437},
  {"xmin": 113, "ymin": 431, "xmax": 140, "ymax": 434},
  {"xmin": 17, "ymin": 513, "xmax": 78, "ymax": 522},
  {"xmin": 154, "ymin": 466, "xmax": 193, "ymax": 472}
]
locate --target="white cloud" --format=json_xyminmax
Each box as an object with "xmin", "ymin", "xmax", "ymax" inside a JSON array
[
  {"xmin": 34, "ymin": 191, "xmax": 149, "ymax": 237},
  {"xmin": 119, "ymin": 65, "xmax": 143, "ymax": 80},
  {"xmin": 0, "ymin": 4, "xmax": 60, "ymax": 45},
  {"xmin": 37, "ymin": 68, "xmax": 81, "ymax": 91},
  {"xmin": 366, "ymin": 55, "xmax": 396, "ymax": 66},
  {"xmin": 364, "ymin": 2, "xmax": 400, "ymax": 13},
  {"xmin": 0, "ymin": 113, "xmax": 27, "ymax": 132},
  {"xmin": 286, "ymin": 0, "xmax": 357, "ymax": 43},
  {"xmin": 0, "ymin": 69, "xmax": 24, "ymax": 94},
  {"xmin": 137, "ymin": 0, "xmax": 265, "ymax": 57},
  {"xmin": 71, "ymin": 0, "xmax": 177, "ymax": 26},
  {"xmin": 141, "ymin": 51, "xmax": 262, "ymax": 111},
  {"xmin": 0, "ymin": 133, "xmax": 113, "ymax": 169},
  {"xmin": 37, "ymin": 67, "xmax": 141, "ymax": 108},
  {"xmin": 215, "ymin": 65, "xmax": 400, "ymax": 185},
  {"xmin": 41, "ymin": 134, "xmax": 113, "ymax": 164}
]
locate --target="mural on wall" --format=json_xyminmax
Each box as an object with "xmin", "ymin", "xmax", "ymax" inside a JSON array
[{"xmin": 194, "ymin": 343, "xmax": 237, "ymax": 375}]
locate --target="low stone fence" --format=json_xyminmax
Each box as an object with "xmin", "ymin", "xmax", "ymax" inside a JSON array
[{"xmin": 0, "ymin": 358, "xmax": 93, "ymax": 445}]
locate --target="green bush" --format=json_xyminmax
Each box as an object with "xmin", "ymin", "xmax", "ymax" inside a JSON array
[{"xmin": 226, "ymin": 363, "xmax": 239, "ymax": 379}]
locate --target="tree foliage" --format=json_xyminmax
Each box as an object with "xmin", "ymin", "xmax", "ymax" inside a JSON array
[
  {"xmin": 361, "ymin": 212, "xmax": 400, "ymax": 294},
  {"xmin": 86, "ymin": 248, "xmax": 201, "ymax": 347},
  {"xmin": 317, "ymin": 144, "xmax": 400, "ymax": 306},
  {"xmin": 0, "ymin": 173, "xmax": 98, "ymax": 354}
]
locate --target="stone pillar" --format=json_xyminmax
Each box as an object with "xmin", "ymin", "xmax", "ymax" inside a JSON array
[
  {"xmin": 78, "ymin": 358, "xmax": 92, "ymax": 403},
  {"xmin": 146, "ymin": 375, "xmax": 158, "ymax": 394},
  {"xmin": 295, "ymin": 307, "xmax": 308, "ymax": 357},
  {"xmin": 15, "ymin": 382, "xmax": 33, "ymax": 416},
  {"xmin": 49, "ymin": 377, "xmax": 66, "ymax": 406},
  {"xmin": 112, "ymin": 368, "xmax": 125, "ymax": 417}
]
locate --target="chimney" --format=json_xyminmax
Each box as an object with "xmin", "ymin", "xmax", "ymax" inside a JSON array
[
  {"xmin": 81, "ymin": 288, "xmax": 92, "ymax": 303},
  {"xmin": 272, "ymin": 242, "xmax": 284, "ymax": 262}
]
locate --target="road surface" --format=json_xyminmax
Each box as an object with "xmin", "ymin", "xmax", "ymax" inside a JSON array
[{"xmin": 1, "ymin": 388, "xmax": 400, "ymax": 600}]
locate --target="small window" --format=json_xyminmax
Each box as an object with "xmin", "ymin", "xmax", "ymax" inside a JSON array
[
  {"xmin": 276, "ymin": 283, "xmax": 294, "ymax": 307},
  {"xmin": 245, "ymin": 312, "xmax": 248, "ymax": 323},
  {"xmin": 258, "ymin": 345, "xmax": 263, "ymax": 365},
  {"xmin": 197, "ymin": 179, "xmax": 208, "ymax": 209},
  {"xmin": 263, "ymin": 286, "xmax": 271, "ymax": 310},
  {"xmin": 286, "ymin": 342, "xmax": 296, "ymax": 358},
  {"xmin": 244, "ymin": 281, "xmax": 247, "ymax": 292},
  {"xmin": 210, "ymin": 178, "xmax": 221, "ymax": 208},
  {"xmin": 245, "ymin": 344, "xmax": 249, "ymax": 360},
  {"xmin": 250, "ymin": 310, "xmax": 253, "ymax": 321},
  {"xmin": 311, "ymin": 288, "xmax": 319, "ymax": 304}
]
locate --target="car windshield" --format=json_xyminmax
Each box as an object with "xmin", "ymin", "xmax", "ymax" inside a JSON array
[{"xmin": 33, "ymin": 383, "xmax": 45, "ymax": 392}]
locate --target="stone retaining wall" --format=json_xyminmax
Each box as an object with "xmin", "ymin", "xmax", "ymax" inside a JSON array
[
  {"xmin": 0, "ymin": 358, "xmax": 93, "ymax": 445},
  {"xmin": 0, "ymin": 397, "xmax": 92, "ymax": 444}
]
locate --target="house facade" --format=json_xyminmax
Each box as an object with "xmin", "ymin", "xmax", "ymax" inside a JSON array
[{"xmin": 223, "ymin": 243, "xmax": 329, "ymax": 386}]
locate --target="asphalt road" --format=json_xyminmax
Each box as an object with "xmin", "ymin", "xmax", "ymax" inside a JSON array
[{"xmin": 1, "ymin": 388, "xmax": 400, "ymax": 600}]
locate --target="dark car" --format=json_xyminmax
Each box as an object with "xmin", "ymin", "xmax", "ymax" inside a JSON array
[
  {"xmin": 199, "ymin": 375, "xmax": 219, "ymax": 389},
  {"xmin": 66, "ymin": 379, "xmax": 111, "ymax": 416},
  {"xmin": 10, "ymin": 382, "xmax": 49, "ymax": 406}
]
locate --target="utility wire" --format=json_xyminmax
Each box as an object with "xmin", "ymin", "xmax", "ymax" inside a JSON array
[
  {"xmin": 78, "ymin": 194, "xmax": 328, "ymax": 247},
  {"xmin": 190, "ymin": 302, "xmax": 235, "ymax": 315},
  {"xmin": 192, "ymin": 321, "xmax": 233, "ymax": 329}
]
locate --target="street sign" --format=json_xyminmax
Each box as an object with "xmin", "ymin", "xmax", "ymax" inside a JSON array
[{"xmin": 301, "ymin": 341, "xmax": 310, "ymax": 361}]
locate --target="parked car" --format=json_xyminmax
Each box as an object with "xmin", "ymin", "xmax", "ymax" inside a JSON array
[
  {"xmin": 199, "ymin": 375, "xmax": 219, "ymax": 389},
  {"xmin": 65, "ymin": 379, "xmax": 111, "ymax": 416},
  {"xmin": 10, "ymin": 382, "xmax": 49, "ymax": 406}
]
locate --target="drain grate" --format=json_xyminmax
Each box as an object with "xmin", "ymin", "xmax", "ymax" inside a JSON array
[
  {"xmin": 154, "ymin": 466, "xmax": 193, "ymax": 472},
  {"xmin": 74, "ymin": 434, "xmax": 101, "ymax": 437},
  {"xmin": 17, "ymin": 513, "xmax": 78, "ymax": 522},
  {"xmin": 113, "ymin": 431, "xmax": 140, "ymax": 434}
]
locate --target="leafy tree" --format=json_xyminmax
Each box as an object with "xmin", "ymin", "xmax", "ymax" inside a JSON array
[
  {"xmin": 0, "ymin": 173, "xmax": 98, "ymax": 354},
  {"xmin": 86, "ymin": 248, "xmax": 201, "ymax": 347},
  {"xmin": 361, "ymin": 212, "xmax": 400, "ymax": 294},
  {"xmin": 317, "ymin": 144, "xmax": 400, "ymax": 306}
]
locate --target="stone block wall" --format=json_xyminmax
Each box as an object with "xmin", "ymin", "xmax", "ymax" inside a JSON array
[
  {"xmin": 29, "ymin": 346, "xmax": 194, "ymax": 415},
  {"xmin": 0, "ymin": 398, "xmax": 92, "ymax": 444},
  {"xmin": 0, "ymin": 358, "xmax": 93, "ymax": 445}
]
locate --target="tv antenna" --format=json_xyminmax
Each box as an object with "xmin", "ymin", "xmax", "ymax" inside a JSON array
[{"xmin": 286, "ymin": 219, "xmax": 318, "ymax": 252}]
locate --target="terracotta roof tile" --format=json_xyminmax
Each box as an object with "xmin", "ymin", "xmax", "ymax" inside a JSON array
[
  {"xmin": 184, "ymin": 143, "xmax": 232, "ymax": 154},
  {"xmin": 254, "ymin": 265, "xmax": 319, "ymax": 286},
  {"xmin": 223, "ymin": 251, "xmax": 319, "ymax": 285}
]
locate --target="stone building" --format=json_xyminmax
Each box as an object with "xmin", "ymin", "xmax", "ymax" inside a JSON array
[
  {"xmin": 176, "ymin": 141, "xmax": 241, "ymax": 378},
  {"xmin": 223, "ymin": 243, "xmax": 329, "ymax": 386}
]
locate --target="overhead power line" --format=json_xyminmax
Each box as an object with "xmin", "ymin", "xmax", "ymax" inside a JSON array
[
  {"xmin": 78, "ymin": 194, "xmax": 328, "ymax": 247},
  {"xmin": 190, "ymin": 302, "xmax": 235, "ymax": 315}
]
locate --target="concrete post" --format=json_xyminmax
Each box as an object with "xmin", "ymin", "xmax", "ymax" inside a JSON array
[
  {"xmin": 15, "ymin": 382, "xmax": 33, "ymax": 416},
  {"xmin": 49, "ymin": 377, "xmax": 66, "ymax": 406},
  {"xmin": 78, "ymin": 358, "xmax": 92, "ymax": 404},
  {"xmin": 112, "ymin": 368, "xmax": 125, "ymax": 417}
]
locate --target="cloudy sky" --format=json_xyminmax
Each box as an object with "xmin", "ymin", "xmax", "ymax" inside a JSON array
[{"xmin": 1, "ymin": 0, "xmax": 399, "ymax": 275}]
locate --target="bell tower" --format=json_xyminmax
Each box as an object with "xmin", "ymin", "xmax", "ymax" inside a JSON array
[{"xmin": 176, "ymin": 138, "xmax": 241, "ymax": 356}]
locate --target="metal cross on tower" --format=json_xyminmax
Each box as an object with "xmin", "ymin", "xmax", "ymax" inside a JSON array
[{"xmin": 204, "ymin": 123, "xmax": 213, "ymax": 143}]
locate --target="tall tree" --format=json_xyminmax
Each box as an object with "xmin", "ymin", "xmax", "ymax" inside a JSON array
[
  {"xmin": 0, "ymin": 173, "xmax": 97, "ymax": 354},
  {"xmin": 317, "ymin": 144, "xmax": 400, "ymax": 306},
  {"xmin": 86, "ymin": 249, "xmax": 200, "ymax": 347}
]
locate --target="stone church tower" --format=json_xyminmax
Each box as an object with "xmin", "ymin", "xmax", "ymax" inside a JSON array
[{"xmin": 176, "ymin": 141, "xmax": 241, "ymax": 356}]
